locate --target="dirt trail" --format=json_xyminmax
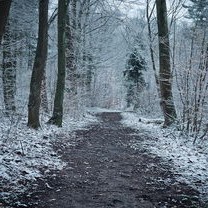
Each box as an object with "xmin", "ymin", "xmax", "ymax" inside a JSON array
[{"xmin": 9, "ymin": 112, "xmax": 206, "ymax": 207}]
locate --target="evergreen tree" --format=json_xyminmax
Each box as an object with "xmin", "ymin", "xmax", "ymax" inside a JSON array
[
  {"xmin": 184, "ymin": 0, "xmax": 208, "ymax": 26},
  {"xmin": 124, "ymin": 48, "xmax": 146, "ymax": 110}
]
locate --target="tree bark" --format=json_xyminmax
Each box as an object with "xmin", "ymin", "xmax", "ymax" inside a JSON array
[
  {"xmin": 2, "ymin": 24, "xmax": 16, "ymax": 114},
  {"xmin": 0, "ymin": 0, "xmax": 12, "ymax": 45},
  {"xmin": 146, "ymin": 0, "xmax": 161, "ymax": 98},
  {"xmin": 64, "ymin": 0, "xmax": 79, "ymax": 116},
  {"xmin": 41, "ymin": 70, "xmax": 49, "ymax": 113},
  {"xmin": 27, "ymin": 0, "xmax": 49, "ymax": 129},
  {"xmin": 156, "ymin": 0, "xmax": 177, "ymax": 127},
  {"xmin": 48, "ymin": 0, "xmax": 68, "ymax": 127},
  {"xmin": 84, "ymin": 0, "xmax": 93, "ymax": 107}
]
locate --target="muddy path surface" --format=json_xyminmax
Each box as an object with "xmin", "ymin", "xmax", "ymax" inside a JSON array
[{"xmin": 8, "ymin": 112, "xmax": 206, "ymax": 207}]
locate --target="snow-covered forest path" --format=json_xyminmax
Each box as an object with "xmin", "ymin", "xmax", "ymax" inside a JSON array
[{"xmin": 14, "ymin": 112, "xmax": 205, "ymax": 208}]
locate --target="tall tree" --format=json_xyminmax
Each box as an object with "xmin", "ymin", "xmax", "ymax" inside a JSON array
[
  {"xmin": 0, "ymin": 0, "xmax": 12, "ymax": 45},
  {"xmin": 27, "ymin": 0, "xmax": 49, "ymax": 129},
  {"xmin": 48, "ymin": 0, "xmax": 68, "ymax": 127},
  {"xmin": 146, "ymin": 0, "xmax": 161, "ymax": 98},
  {"xmin": 156, "ymin": 0, "xmax": 177, "ymax": 127},
  {"xmin": 2, "ymin": 24, "xmax": 17, "ymax": 114},
  {"xmin": 65, "ymin": 9, "xmax": 78, "ymax": 115}
]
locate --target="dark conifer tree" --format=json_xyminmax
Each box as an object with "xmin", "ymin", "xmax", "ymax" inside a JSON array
[
  {"xmin": 124, "ymin": 48, "xmax": 146, "ymax": 110},
  {"xmin": 184, "ymin": 0, "xmax": 208, "ymax": 26}
]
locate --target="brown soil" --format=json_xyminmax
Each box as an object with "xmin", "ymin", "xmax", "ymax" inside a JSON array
[{"xmin": 4, "ymin": 112, "xmax": 207, "ymax": 207}]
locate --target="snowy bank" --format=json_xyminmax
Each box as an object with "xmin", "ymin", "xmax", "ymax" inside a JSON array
[
  {"xmin": 121, "ymin": 112, "xmax": 208, "ymax": 201},
  {"xmin": 0, "ymin": 112, "xmax": 97, "ymax": 203}
]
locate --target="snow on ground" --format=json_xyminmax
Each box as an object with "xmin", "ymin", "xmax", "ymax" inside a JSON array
[
  {"xmin": 88, "ymin": 107, "xmax": 122, "ymax": 113},
  {"xmin": 121, "ymin": 112, "xmax": 208, "ymax": 201},
  {"xmin": 0, "ymin": 111, "xmax": 97, "ymax": 202}
]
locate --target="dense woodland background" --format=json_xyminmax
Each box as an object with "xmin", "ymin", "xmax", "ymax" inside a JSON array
[{"xmin": 0, "ymin": 0, "xmax": 208, "ymax": 143}]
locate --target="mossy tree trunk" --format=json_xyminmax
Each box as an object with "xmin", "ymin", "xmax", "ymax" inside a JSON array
[
  {"xmin": 48, "ymin": 0, "xmax": 68, "ymax": 127},
  {"xmin": 27, "ymin": 0, "xmax": 49, "ymax": 129},
  {"xmin": 156, "ymin": 0, "xmax": 177, "ymax": 127}
]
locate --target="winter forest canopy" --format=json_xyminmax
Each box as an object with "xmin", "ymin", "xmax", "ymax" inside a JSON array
[
  {"xmin": 0, "ymin": 0, "xmax": 207, "ymax": 137},
  {"xmin": 0, "ymin": 0, "xmax": 208, "ymax": 206}
]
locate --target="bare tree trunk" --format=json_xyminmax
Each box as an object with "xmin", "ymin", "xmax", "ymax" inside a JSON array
[
  {"xmin": 156, "ymin": 0, "xmax": 177, "ymax": 127},
  {"xmin": 2, "ymin": 24, "xmax": 16, "ymax": 114},
  {"xmin": 28, "ymin": 0, "xmax": 49, "ymax": 129},
  {"xmin": 48, "ymin": 0, "xmax": 68, "ymax": 127},
  {"xmin": 0, "ymin": 0, "xmax": 12, "ymax": 45},
  {"xmin": 41, "ymin": 70, "xmax": 49, "ymax": 113},
  {"xmin": 84, "ymin": 0, "xmax": 93, "ymax": 107},
  {"xmin": 65, "ymin": 0, "xmax": 78, "ymax": 117},
  {"xmin": 66, "ymin": 12, "xmax": 77, "ymax": 100}
]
